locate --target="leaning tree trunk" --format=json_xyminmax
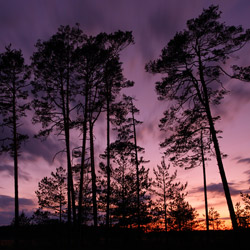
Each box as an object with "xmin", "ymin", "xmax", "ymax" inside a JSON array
[{"xmin": 198, "ymin": 55, "xmax": 238, "ymax": 230}]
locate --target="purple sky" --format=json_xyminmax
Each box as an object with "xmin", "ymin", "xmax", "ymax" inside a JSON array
[{"xmin": 1, "ymin": 0, "xmax": 250, "ymax": 227}]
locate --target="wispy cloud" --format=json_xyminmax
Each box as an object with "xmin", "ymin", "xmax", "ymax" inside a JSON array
[
  {"xmin": 237, "ymin": 157, "xmax": 250, "ymax": 165},
  {"xmin": 0, "ymin": 195, "xmax": 34, "ymax": 209},
  {"xmin": 0, "ymin": 164, "xmax": 31, "ymax": 181},
  {"xmin": 190, "ymin": 182, "xmax": 244, "ymax": 197}
]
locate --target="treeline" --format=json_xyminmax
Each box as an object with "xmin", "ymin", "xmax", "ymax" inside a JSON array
[
  {"xmin": 0, "ymin": 23, "xmax": 194, "ymax": 231},
  {"xmin": 19, "ymin": 162, "xmax": 199, "ymax": 231},
  {"xmin": 14, "ymin": 172, "xmax": 250, "ymax": 231},
  {"xmin": 1, "ymin": 5, "xmax": 250, "ymax": 235}
]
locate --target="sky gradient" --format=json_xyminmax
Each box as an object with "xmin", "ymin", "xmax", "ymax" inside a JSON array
[{"xmin": 1, "ymin": 0, "xmax": 250, "ymax": 227}]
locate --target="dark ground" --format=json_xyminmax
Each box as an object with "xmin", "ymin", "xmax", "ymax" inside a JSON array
[{"xmin": 0, "ymin": 225, "xmax": 248, "ymax": 250}]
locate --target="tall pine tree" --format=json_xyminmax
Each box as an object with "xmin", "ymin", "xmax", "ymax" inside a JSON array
[
  {"xmin": 146, "ymin": 5, "xmax": 250, "ymax": 229},
  {"xmin": 0, "ymin": 45, "xmax": 30, "ymax": 229}
]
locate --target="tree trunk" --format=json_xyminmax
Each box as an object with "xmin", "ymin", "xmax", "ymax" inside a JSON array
[
  {"xmin": 200, "ymin": 131, "xmax": 209, "ymax": 231},
  {"xmin": 61, "ymin": 79, "xmax": 76, "ymax": 225},
  {"xmin": 59, "ymin": 196, "xmax": 62, "ymax": 224},
  {"xmin": 106, "ymin": 91, "xmax": 111, "ymax": 228},
  {"xmin": 65, "ymin": 46, "xmax": 76, "ymax": 224},
  {"xmin": 163, "ymin": 182, "xmax": 167, "ymax": 232},
  {"xmin": 122, "ymin": 164, "xmax": 126, "ymax": 227},
  {"xmin": 12, "ymin": 81, "xmax": 19, "ymax": 229},
  {"xmin": 78, "ymin": 88, "xmax": 89, "ymax": 225},
  {"xmin": 207, "ymin": 113, "xmax": 238, "ymax": 229},
  {"xmin": 198, "ymin": 54, "xmax": 238, "ymax": 230},
  {"xmin": 131, "ymin": 101, "xmax": 140, "ymax": 230},
  {"xmin": 89, "ymin": 122, "xmax": 98, "ymax": 227},
  {"xmin": 65, "ymin": 129, "xmax": 76, "ymax": 223}
]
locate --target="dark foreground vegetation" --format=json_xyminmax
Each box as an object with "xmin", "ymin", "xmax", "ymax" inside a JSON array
[{"xmin": 0, "ymin": 225, "xmax": 249, "ymax": 250}]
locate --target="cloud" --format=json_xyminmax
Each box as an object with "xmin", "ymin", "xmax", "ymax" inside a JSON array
[
  {"xmin": 243, "ymin": 170, "xmax": 250, "ymax": 185},
  {"xmin": 0, "ymin": 196, "xmax": 35, "ymax": 225},
  {"xmin": 0, "ymin": 195, "xmax": 34, "ymax": 209},
  {"xmin": 216, "ymin": 80, "xmax": 250, "ymax": 121},
  {"xmin": 237, "ymin": 157, "xmax": 250, "ymax": 165},
  {"xmin": 0, "ymin": 164, "xmax": 31, "ymax": 181},
  {"xmin": 21, "ymin": 136, "xmax": 63, "ymax": 165},
  {"xmin": 190, "ymin": 182, "xmax": 243, "ymax": 197},
  {"xmin": 0, "ymin": 164, "xmax": 13, "ymax": 176}
]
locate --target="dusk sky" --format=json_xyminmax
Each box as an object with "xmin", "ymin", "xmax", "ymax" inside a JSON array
[{"xmin": 1, "ymin": 0, "xmax": 250, "ymax": 227}]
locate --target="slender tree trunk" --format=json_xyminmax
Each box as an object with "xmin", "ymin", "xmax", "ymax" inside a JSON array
[
  {"xmin": 164, "ymin": 203, "xmax": 167, "ymax": 232},
  {"xmin": 106, "ymin": 92, "xmax": 111, "ymax": 228},
  {"xmin": 60, "ymin": 81, "xmax": 71, "ymax": 226},
  {"xmin": 61, "ymin": 79, "xmax": 76, "ymax": 225},
  {"xmin": 198, "ymin": 54, "xmax": 238, "ymax": 230},
  {"xmin": 12, "ymin": 82, "xmax": 19, "ymax": 229},
  {"xmin": 89, "ymin": 122, "xmax": 98, "ymax": 227},
  {"xmin": 163, "ymin": 183, "xmax": 167, "ymax": 232},
  {"xmin": 64, "ymin": 122, "xmax": 72, "ymax": 223},
  {"xmin": 66, "ymin": 86, "xmax": 77, "ymax": 225},
  {"xmin": 78, "ymin": 88, "xmax": 89, "ymax": 225},
  {"xmin": 200, "ymin": 131, "xmax": 209, "ymax": 231},
  {"xmin": 122, "ymin": 164, "xmax": 125, "ymax": 227},
  {"xmin": 67, "ymin": 161, "xmax": 72, "ymax": 224},
  {"xmin": 131, "ymin": 102, "xmax": 140, "ymax": 230},
  {"xmin": 65, "ymin": 45, "xmax": 77, "ymax": 225},
  {"xmin": 59, "ymin": 196, "xmax": 62, "ymax": 224},
  {"xmin": 65, "ymin": 128, "xmax": 77, "ymax": 223}
]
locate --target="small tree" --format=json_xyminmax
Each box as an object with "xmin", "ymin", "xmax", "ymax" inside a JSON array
[
  {"xmin": 0, "ymin": 45, "xmax": 30, "ymax": 228},
  {"xmin": 35, "ymin": 166, "xmax": 67, "ymax": 223},
  {"xmin": 237, "ymin": 188, "xmax": 250, "ymax": 228},
  {"xmin": 168, "ymin": 194, "xmax": 198, "ymax": 231},
  {"xmin": 208, "ymin": 207, "xmax": 225, "ymax": 230},
  {"xmin": 99, "ymin": 140, "xmax": 135, "ymax": 227},
  {"xmin": 234, "ymin": 202, "xmax": 249, "ymax": 228},
  {"xmin": 31, "ymin": 208, "xmax": 51, "ymax": 225},
  {"xmin": 153, "ymin": 157, "xmax": 187, "ymax": 231},
  {"xmin": 11, "ymin": 211, "xmax": 31, "ymax": 227},
  {"xmin": 241, "ymin": 189, "xmax": 250, "ymax": 210}
]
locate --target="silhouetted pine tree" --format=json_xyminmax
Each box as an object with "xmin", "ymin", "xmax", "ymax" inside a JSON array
[
  {"xmin": 75, "ymin": 33, "xmax": 106, "ymax": 227},
  {"xmin": 0, "ymin": 45, "xmax": 30, "ymax": 229},
  {"xmin": 31, "ymin": 24, "xmax": 84, "ymax": 224},
  {"xmin": 168, "ymin": 193, "xmax": 198, "ymax": 231},
  {"xmin": 153, "ymin": 157, "xmax": 187, "ymax": 231},
  {"xmin": 35, "ymin": 166, "xmax": 67, "ymax": 223},
  {"xmin": 101, "ymin": 31, "xmax": 134, "ymax": 227},
  {"xmin": 146, "ymin": 5, "xmax": 250, "ymax": 230}
]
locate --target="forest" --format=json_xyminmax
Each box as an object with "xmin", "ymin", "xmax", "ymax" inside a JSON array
[{"xmin": 1, "ymin": 5, "xmax": 250, "ymax": 249}]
